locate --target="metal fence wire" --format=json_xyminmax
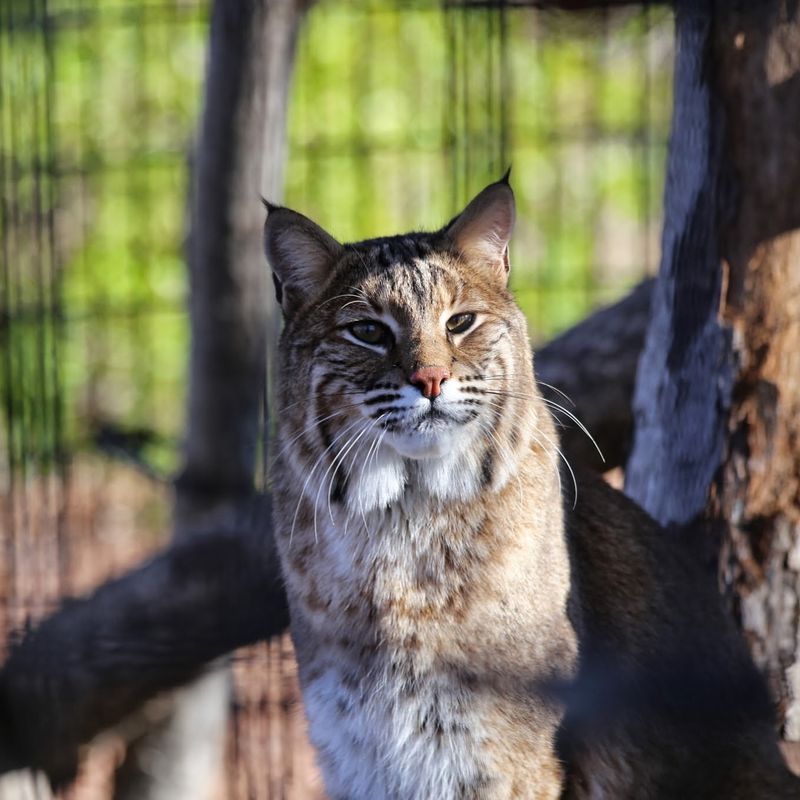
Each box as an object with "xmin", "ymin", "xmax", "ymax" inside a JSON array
[{"xmin": 0, "ymin": 1, "xmax": 673, "ymax": 797}]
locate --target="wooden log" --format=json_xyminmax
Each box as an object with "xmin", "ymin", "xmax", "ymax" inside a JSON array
[
  {"xmin": 711, "ymin": 0, "xmax": 800, "ymax": 739},
  {"xmin": 624, "ymin": 0, "xmax": 800, "ymax": 742}
]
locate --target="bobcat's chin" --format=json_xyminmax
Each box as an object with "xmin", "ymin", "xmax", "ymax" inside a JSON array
[
  {"xmin": 385, "ymin": 406, "xmax": 474, "ymax": 460},
  {"xmin": 387, "ymin": 432, "xmax": 453, "ymax": 460}
]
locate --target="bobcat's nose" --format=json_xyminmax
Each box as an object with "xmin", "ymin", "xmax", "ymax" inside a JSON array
[{"xmin": 409, "ymin": 366, "xmax": 450, "ymax": 400}]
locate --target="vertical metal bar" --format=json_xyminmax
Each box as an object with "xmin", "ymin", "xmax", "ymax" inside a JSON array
[{"xmin": 0, "ymin": 0, "xmax": 19, "ymax": 637}]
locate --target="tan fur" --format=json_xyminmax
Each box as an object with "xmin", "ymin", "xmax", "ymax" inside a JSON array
[{"xmin": 264, "ymin": 180, "xmax": 800, "ymax": 799}]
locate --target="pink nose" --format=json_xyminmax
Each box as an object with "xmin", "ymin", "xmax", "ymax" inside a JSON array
[{"xmin": 409, "ymin": 366, "xmax": 450, "ymax": 399}]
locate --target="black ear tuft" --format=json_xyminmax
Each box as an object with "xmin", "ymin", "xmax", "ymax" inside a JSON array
[
  {"xmin": 261, "ymin": 196, "xmax": 279, "ymax": 214},
  {"xmin": 500, "ymin": 166, "xmax": 512, "ymax": 185}
]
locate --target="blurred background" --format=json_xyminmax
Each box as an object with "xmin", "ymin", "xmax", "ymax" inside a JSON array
[{"xmin": 0, "ymin": 0, "xmax": 672, "ymax": 796}]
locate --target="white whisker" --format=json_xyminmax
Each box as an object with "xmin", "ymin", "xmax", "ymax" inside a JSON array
[
  {"xmin": 535, "ymin": 380, "xmax": 576, "ymax": 407},
  {"xmin": 326, "ymin": 414, "xmax": 386, "ymax": 525},
  {"xmin": 541, "ymin": 398, "xmax": 605, "ymax": 463},
  {"xmin": 481, "ymin": 396, "xmax": 570, "ymax": 506},
  {"xmin": 275, "ymin": 407, "xmax": 354, "ymax": 460},
  {"xmin": 534, "ymin": 426, "xmax": 578, "ymax": 510},
  {"xmin": 479, "ymin": 388, "xmax": 605, "ymax": 464},
  {"xmin": 289, "ymin": 416, "xmax": 365, "ymax": 546},
  {"xmin": 313, "ymin": 420, "xmax": 374, "ymax": 540},
  {"xmin": 340, "ymin": 299, "xmax": 373, "ymax": 312},
  {"xmin": 477, "ymin": 415, "xmax": 524, "ymax": 505},
  {"xmin": 357, "ymin": 426, "xmax": 388, "ymax": 534}
]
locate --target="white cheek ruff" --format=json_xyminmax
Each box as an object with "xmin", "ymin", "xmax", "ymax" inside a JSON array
[
  {"xmin": 347, "ymin": 446, "xmax": 407, "ymax": 516},
  {"xmin": 344, "ymin": 438, "xmax": 483, "ymax": 515}
]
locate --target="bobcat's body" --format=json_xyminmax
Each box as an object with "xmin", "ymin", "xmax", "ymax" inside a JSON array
[{"xmin": 264, "ymin": 180, "xmax": 799, "ymax": 799}]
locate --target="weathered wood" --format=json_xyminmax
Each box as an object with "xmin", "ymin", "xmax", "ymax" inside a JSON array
[
  {"xmin": 711, "ymin": 0, "xmax": 800, "ymax": 738},
  {"xmin": 625, "ymin": 0, "xmax": 732, "ymax": 527},
  {"xmin": 624, "ymin": 0, "xmax": 800, "ymax": 742}
]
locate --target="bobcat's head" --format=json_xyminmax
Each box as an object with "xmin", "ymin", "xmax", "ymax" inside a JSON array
[{"xmin": 265, "ymin": 178, "xmax": 549, "ymax": 511}]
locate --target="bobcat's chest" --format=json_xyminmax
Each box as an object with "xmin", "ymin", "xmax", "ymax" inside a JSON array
[
  {"xmin": 280, "ymin": 477, "xmax": 493, "ymax": 637},
  {"xmin": 298, "ymin": 642, "xmax": 564, "ymax": 800},
  {"xmin": 301, "ymin": 653, "xmax": 494, "ymax": 800},
  {"xmin": 285, "ymin": 508, "xmax": 568, "ymax": 800},
  {"xmin": 275, "ymin": 450, "xmax": 572, "ymax": 800}
]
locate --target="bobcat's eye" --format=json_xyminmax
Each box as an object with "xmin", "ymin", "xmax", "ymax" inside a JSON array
[
  {"xmin": 347, "ymin": 320, "xmax": 392, "ymax": 347},
  {"xmin": 446, "ymin": 312, "xmax": 476, "ymax": 335}
]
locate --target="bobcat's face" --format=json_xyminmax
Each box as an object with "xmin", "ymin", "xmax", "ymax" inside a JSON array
[
  {"xmin": 293, "ymin": 243, "xmax": 528, "ymax": 462},
  {"xmin": 266, "ymin": 178, "xmax": 542, "ymax": 509}
]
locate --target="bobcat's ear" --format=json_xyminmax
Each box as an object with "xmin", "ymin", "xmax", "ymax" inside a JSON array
[
  {"xmin": 445, "ymin": 174, "xmax": 515, "ymax": 284},
  {"xmin": 263, "ymin": 202, "xmax": 342, "ymax": 314}
]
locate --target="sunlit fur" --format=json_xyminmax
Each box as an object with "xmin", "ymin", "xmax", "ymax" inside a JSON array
[
  {"xmin": 267, "ymin": 183, "xmax": 800, "ymax": 800},
  {"xmin": 270, "ymin": 196, "xmax": 578, "ymax": 799}
]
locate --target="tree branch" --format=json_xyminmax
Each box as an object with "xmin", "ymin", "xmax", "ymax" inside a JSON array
[{"xmin": 0, "ymin": 500, "xmax": 287, "ymax": 788}]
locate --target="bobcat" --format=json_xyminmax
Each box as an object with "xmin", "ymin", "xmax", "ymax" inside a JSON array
[{"xmin": 264, "ymin": 177, "xmax": 799, "ymax": 799}]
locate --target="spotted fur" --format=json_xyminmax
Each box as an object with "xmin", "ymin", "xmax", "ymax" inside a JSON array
[
  {"xmin": 267, "ymin": 179, "xmax": 574, "ymax": 799},
  {"xmin": 265, "ymin": 180, "xmax": 800, "ymax": 799}
]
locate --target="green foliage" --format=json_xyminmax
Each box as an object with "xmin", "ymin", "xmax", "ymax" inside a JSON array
[
  {"xmin": 0, "ymin": 1, "xmax": 207, "ymax": 470},
  {"xmin": 287, "ymin": 2, "xmax": 673, "ymax": 340},
  {"xmin": 1, "ymin": 0, "xmax": 672, "ymax": 470}
]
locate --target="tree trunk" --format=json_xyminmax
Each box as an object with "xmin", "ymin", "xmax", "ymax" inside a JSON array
[
  {"xmin": 624, "ymin": 0, "xmax": 731, "ymax": 526},
  {"xmin": 626, "ymin": 0, "xmax": 800, "ymax": 745},
  {"xmin": 115, "ymin": 2, "xmax": 308, "ymax": 798},
  {"xmin": 176, "ymin": 0, "xmax": 305, "ymax": 534},
  {"xmin": 712, "ymin": 1, "xmax": 800, "ymax": 740}
]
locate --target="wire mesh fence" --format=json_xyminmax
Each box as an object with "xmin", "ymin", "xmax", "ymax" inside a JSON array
[{"xmin": 0, "ymin": 0, "xmax": 673, "ymax": 796}]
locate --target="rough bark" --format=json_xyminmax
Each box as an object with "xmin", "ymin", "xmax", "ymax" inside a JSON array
[
  {"xmin": 624, "ymin": 0, "xmax": 732, "ymax": 526},
  {"xmin": 711, "ymin": 1, "xmax": 800, "ymax": 738},
  {"xmin": 626, "ymin": 0, "xmax": 800, "ymax": 742}
]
